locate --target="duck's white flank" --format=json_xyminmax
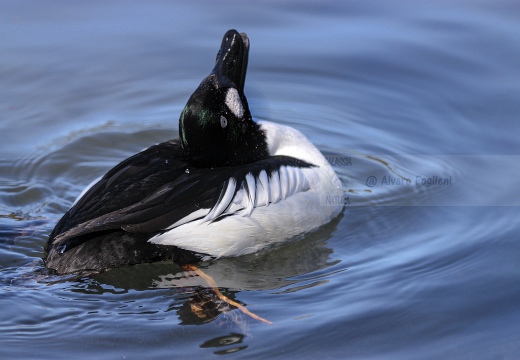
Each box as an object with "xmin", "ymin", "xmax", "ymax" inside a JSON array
[{"xmin": 149, "ymin": 121, "xmax": 343, "ymax": 258}]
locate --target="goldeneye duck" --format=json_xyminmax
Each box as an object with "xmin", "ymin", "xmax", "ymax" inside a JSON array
[{"xmin": 44, "ymin": 29, "xmax": 343, "ymax": 275}]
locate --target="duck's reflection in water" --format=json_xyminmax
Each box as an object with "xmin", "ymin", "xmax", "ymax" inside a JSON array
[{"xmin": 87, "ymin": 215, "xmax": 341, "ymax": 326}]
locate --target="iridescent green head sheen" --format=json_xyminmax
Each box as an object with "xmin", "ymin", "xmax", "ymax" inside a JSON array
[{"xmin": 179, "ymin": 29, "xmax": 268, "ymax": 167}]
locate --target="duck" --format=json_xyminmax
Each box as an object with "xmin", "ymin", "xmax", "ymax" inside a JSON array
[{"xmin": 44, "ymin": 29, "xmax": 344, "ymax": 275}]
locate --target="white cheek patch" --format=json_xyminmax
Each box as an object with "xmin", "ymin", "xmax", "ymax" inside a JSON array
[{"xmin": 225, "ymin": 88, "xmax": 244, "ymax": 118}]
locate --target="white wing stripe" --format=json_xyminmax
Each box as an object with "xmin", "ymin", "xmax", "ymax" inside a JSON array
[
  {"xmin": 257, "ymin": 170, "xmax": 270, "ymax": 207},
  {"xmin": 244, "ymin": 173, "xmax": 256, "ymax": 216},
  {"xmin": 269, "ymin": 170, "xmax": 281, "ymax": 204},
  {"xmin": 202, "ymin": 178, "xmax": 237, "ymax": 222},
  {"xmin": 279, "ymin": 166, "xmax": 289, "ymax": 200},
  {"xmin": 172, "ymin": 166, "xmax": 310, "ymax": 228},
  {"xmin": 287, "ymin": 167, "xmax": 298, "ymax": 197}
]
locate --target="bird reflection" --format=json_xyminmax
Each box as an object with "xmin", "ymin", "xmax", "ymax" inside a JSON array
[
  {"xmin": 54, "ymin": 215, "xmax": 341, "ymax": 328},
  {"xmin": 174, "ymin": 287, "xmax": 238, "ymax": 325}
]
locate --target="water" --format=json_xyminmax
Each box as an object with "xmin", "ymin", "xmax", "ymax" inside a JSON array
[{"xmin": 1, "ymin": 1, "xmax": 520, "ymax": 358}]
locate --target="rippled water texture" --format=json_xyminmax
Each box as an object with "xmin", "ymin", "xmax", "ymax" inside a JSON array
[{"xmin": 1, "ymin": 1, "xmax": 520, "ymax": 359}]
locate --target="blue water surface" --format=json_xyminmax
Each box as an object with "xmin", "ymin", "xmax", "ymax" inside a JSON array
[{"xmin": 1, "ymin": 1, "xmax": 520, "ymax": 359}]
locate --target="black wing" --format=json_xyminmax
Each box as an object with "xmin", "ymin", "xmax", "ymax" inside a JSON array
[{"xmin": 45, "ymin": 139, "xmax": 314, "ymax": 273}]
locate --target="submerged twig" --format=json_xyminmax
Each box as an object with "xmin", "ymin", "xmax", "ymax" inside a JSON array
[{"xmin": 181, "ymin": 264, "xmax": 272, "ymax": 324}]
